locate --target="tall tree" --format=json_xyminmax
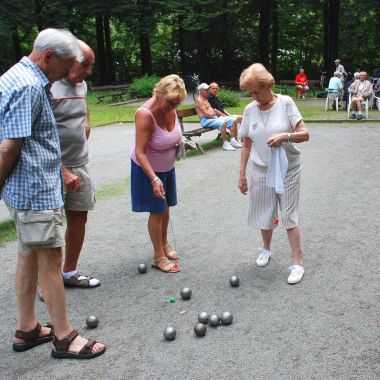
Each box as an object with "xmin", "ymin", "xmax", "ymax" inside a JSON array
[
  {"xmin": 323, "ymin": 0, "xmax": 340, "ymax": 71},
  {"xmin": 270, "ymin": 0, "xmax": 279, "ymax": 75},
  {"xmin": 259, "ymin": 0, "xmax": 271, "ymax": 67},
  {"xmin": 95, "ymin": 15, "xmax": 107, "ymax": 84}
]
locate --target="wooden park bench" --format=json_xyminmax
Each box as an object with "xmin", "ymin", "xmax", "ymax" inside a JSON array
[
  {"xmin": 177, "ymin": 108, "xmax": 227, "ymax": 155},
  {"xmin": 278, "ymin": 79, "xmax": 318, "ymax": 97}
]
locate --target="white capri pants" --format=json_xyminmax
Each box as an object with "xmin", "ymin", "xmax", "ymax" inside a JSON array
[{"xmin": 248, "ymin": 165, "xmax": 301, "ymax": 230}]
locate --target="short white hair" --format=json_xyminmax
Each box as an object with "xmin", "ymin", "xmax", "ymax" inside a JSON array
[
  {"xmin": 354, "ymin": 72, "xmax": 360, "ymax": 79},
  {"xmin": 334, "ymin": 71, "xmax": 341, "ymax": 77},
  {"xmin": 34, "ymin": 28, "xmax": 78, "ymax": 59}
]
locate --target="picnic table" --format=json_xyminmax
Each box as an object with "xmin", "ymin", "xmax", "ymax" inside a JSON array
[{"xmin": 96, "ymin": 87, "xmax": 128, "ymax": 104}]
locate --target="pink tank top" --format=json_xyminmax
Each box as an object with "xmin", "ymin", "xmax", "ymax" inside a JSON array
[{"xmin": 130, "ymin": 107, "xmax": 182, "ymax": 172}]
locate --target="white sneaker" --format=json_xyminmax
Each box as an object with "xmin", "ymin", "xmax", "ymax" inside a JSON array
[
  {"xmin": 223, "ymin": 141, "xmax": 235, "ymax": 151},
  {"xmin": 287, "ymin": 265, "xmax": 304, "ymax": 284},
  {"xmin": 256, "ymin": 248, "xmax": 271, "ymax": 267},
  {"xmin": 229, "ymin": 138, "xmax": 242, "ymax": 149}
]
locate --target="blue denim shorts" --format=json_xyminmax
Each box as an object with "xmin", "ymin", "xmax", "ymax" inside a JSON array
[
  {"xmin": 200, "ymin": 115, "xmax": 236, "ymax": 130},
  {"xmin": 131, "ymin": 159, "xmax": 177, "ymax": 213}
]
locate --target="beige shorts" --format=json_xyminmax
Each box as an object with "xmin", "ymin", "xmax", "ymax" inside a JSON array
[
  {"xmin": 247, "ymin": 165, "xmax": 301, "ymax": 230},
  {"xmin": 64, "ymin": 163, "xmax": 95, "ymax": 211},
  {"xmin": 6, "ymin": 205, "xmax": 65, "ymax": 252}
]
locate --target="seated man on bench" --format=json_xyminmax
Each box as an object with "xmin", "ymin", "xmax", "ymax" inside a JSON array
[
  {"xmin": 207, "ymin": 82, "xmax": 243, "ymax": 123},
  {"xmin": 195, "ymin": 83, "xmax": 242, "ymax": 151}
]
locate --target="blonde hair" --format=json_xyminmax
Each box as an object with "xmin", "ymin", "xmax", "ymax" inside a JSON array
[
  {"xmin": 153, "ymin": 74, "xmax": 187, "ymax": 102},
  {"xmin": 239, "ymin": 63, "xmax": 275, "ymax": 91}
]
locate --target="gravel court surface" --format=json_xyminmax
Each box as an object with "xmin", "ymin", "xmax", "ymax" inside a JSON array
[{"xmin": 0, "ymin": 123, "xmax": 379, "ymax": 379}]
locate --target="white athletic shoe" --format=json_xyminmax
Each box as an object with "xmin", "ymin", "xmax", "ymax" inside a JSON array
[
  {"xmin": 256, "ymin": 248, "xmax": 271, "ymax": 267},
  {"xmin": 287, "ymin": 265, "xmax": 304, "ymax": 284},
  {"xmin": 229, "ymin": 138, "xmax": 242, "ymax": 149},
  {"xmin": 223, "ymin": 141, "xmax": 235, "ymax": 151}
]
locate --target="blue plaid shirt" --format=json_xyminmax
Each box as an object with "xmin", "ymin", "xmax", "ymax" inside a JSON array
[{"xmin": 0, "ymin": 57, "xmax": 63, "ymax": 210}]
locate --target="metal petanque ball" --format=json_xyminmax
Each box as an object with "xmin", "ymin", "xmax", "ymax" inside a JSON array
[
  {"xmin": 86, "ymin": 315, "xmax": 99, "ymax": 328},
  {"xmin": 198, "ymin": 312, "xmax": 209, "ymax": 324},
  {"xmin": 194, "ymin": 323, "xmax": 207, "ymax": 337},
  {"xmin": 180, "ymin": 287, "xmax": 192, "ymax": 300},
  {"xmin": 164, "ymin": 326, "xmax": 176, "ymax": 341},
  {"xmin": 137, "ymin": 263, "xmax": 147, "ymax": 274},
  {"xmin": 209, "ymin": 314, "xmax": 220, "ymax": 327},
  {"xmin": 229, "ymin": 275, "xmax": 240, "ymax": 287},
  {"xmin": 220, "ymin": 311, "xmax": 233, "ymax": 325}
]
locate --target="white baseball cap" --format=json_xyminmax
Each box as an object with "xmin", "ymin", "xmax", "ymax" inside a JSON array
[{"xmin": 197, "ymin": 83, "xmax": 209, "ymax": 91}]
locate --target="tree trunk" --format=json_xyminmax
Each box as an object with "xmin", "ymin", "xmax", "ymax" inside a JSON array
[
  {"xmin": 139, "ymin": 15, "xmax": 152, "ymax": 76},
  {"xmin": 104, "ymin": 15, "xmax": 115, "ymax": 83},
  {"xmin": 270, "ymin": 0, "xmax": 278, "ymax": 76},
  {"xmin": 178, "ymin": 15, "xmax": 187, "ymax": 75},
  {"xmin": 323, "ymin": 0, "xmax": 329, "ymax": 71},
  {"xmin": 259, "ymin": 0, "xmax": 271, "ymax": 68},
  {"xmin": 34, "ymin": 0, "xmax": 44, "ymax": 31},
  {"xmin": 197, "ymin": 31, "xmax": 208, "ymax": 81},
  {"xmin": 95, "ymin": 15, "xmax": 107, "ymax": 85},
  {"xmin": 323, "ymin": 0, "xmax": 340, "ymax": 72},
  {"xmin": 221, "ymin": 1, "xmax": 230, "ymax": 80},
  {"xmin": 328, "ymin": 0, "xmax": 340, "ymax": 64},
  {"xmin": 12, "ymin": 28, "xmax": 22, "ymax": 61}
]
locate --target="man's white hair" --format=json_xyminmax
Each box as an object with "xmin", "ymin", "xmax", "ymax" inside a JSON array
[
  {"xmin": 334, "ymin": 71, "xmax": 341, "ymax": 77},
  {"xmin": 76, "ymin": 40, "xmax": 92, "ymax": 63},
  {"xmin": 34, "ymin": 28, "xmax": 78, "ymax": 59}
]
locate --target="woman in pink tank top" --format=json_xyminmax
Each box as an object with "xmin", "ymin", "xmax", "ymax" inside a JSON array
[{"xmin": 130, "ymin": 74, "xmax": 186, "ymax": 273}]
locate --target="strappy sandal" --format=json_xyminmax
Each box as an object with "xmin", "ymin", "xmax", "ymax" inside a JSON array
[
  {"xmin": 13, "ymin": 322, "xmax": 54, "ymax": 352},
  {"xmin": 163, "ymin": 244, "xmax": 180, "ymax": 260},
  {"xmin": 51, "ymin": 330, "xmax": 106, "ymax": 359},
  {"xmin": 152, "ymin": 258, "xmax": 181, "ymax": 273}
]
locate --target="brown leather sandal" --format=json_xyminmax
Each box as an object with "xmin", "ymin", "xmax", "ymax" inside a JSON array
[
  {"xmin": 51, "ymin": 330, "xmax": 106, "ymax": 359},
  {"xmin": 152, "ymin": 258, "xmax": 181, "ymax": 273},
  {"xmin": 13, "ymin": 322, "xmax": 54, "ymax": 352},
  {"xmin": 163, "ymin": 244, "xmax": 180, "ymax": 260}
]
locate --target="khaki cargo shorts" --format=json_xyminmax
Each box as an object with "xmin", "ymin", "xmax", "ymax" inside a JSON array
[
  {"xmin": 6, "ymin": 205, "xmax": 65, "ymax": 252},
  {"xmin": 64, "ymin": 163, "xmax": 96, "ymax": 211}
]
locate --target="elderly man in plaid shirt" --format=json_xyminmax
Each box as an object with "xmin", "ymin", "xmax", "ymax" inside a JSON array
[{"xmin": 0, "ymin": 28, "xmax": 105, "ymax": 359}]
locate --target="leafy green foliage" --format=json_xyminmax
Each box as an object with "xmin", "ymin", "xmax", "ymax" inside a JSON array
[
  {"xmin": 217, "ymin": 89, "xmax": 240, "ymax": 107},
  {"xmin": 128, "ymin": 76, "xmax": 160, "ymax": 98},
  {"xmin": 0, "ymin": 219, "xmax": 17, "ymax": 246}
]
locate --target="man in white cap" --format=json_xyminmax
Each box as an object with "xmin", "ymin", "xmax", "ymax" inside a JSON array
[
  {"xmin": 195, "ymin": 83, "xmax": 241, "ymax": 151},
  {"xmin": 334, "ymin": 59, "xmax": 346, "ymax": 84}
]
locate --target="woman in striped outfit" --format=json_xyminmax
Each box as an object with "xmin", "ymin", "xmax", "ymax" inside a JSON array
[{"xmin": 238, "ymin": 63, "xmax": 310, "ymax": 284}]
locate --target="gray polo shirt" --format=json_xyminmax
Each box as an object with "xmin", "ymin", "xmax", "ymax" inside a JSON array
[{"xmin": 51, "ymin": 79, "xmax": 89, "ymax": 167}]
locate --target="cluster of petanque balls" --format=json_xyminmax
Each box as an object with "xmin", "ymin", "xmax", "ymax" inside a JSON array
[
  {"xmin": 84, "ymin": 267, "xmax": 240, "ymax": 337},
  {"xmin": 163, "ymin": 275, "xmax": 239, "ymax": 341}
]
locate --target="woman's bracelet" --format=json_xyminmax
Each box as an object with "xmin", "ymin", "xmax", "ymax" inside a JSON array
[{"xmin": 151, "ymin": 177, "xmax": 159, "ymax": 186}]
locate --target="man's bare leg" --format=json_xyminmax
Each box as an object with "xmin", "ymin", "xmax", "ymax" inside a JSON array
[
  {"xmin": 37, "ymin": 247, "xmax": 104, "ymax": 353},
  {"xmin": 13, "ymin": 250, "xmax": 52, "ymax": 344},
  {"xmin": 220, "ymin": 123, "xmax": 228, "ymax": 141},
  {"xmin": 63, "ymin": 210, "xmax": 87, "ymax": 272}
]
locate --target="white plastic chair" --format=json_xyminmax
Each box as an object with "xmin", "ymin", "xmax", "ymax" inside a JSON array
[
  {"xmin": 325, "ymin": 90, "xmax": 339, "ymax": 111},
  {"xmin": 347, "ymin": 93, "xmax": 371, "ymax": 119},
  {"xmin": 375, "ymin": 94, "xmax": 380, "ymax": 111}
]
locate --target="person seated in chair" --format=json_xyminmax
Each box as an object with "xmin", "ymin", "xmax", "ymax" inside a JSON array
[
  {"xmin": 294, "ymin": 68, "xmax": 309, "ymax": 99},
  {"xmin": 348, "ymin": 71, "xmax": 373, "ymax": 120},
  {"xmin": 207, "ymin": 82, "xmax": 243, "ymax": 123},
  {"xmin": 195, "ymin": 83, "xmax": 241, "ymax": 151},
  {"xmin": 327, "ymin": 71, "xmax": 343, "ymax": 109}
]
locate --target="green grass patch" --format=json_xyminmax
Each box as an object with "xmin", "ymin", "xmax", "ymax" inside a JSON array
[
  {"xmin": 0, "ymin": 219, "xmax": 17, "ymax": 246},
  {"xmin": 96, "ymin": 177, "xmax": 130, "ymax": 200}
]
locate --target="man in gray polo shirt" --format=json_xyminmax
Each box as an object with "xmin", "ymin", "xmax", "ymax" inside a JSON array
[{"xmin": 51, "ymin": 40, "xmax": 99, "ymax": 288}]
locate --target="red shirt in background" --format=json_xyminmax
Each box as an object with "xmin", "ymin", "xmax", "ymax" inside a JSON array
[{"xmin": 295, "ymin": 73, "xmax": 308, "ymax": 85}]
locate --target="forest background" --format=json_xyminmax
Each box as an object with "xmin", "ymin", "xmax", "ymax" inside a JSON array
[{"xmin": 0, "ymin": 0, "xmax": 379, "ymax": 86}]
